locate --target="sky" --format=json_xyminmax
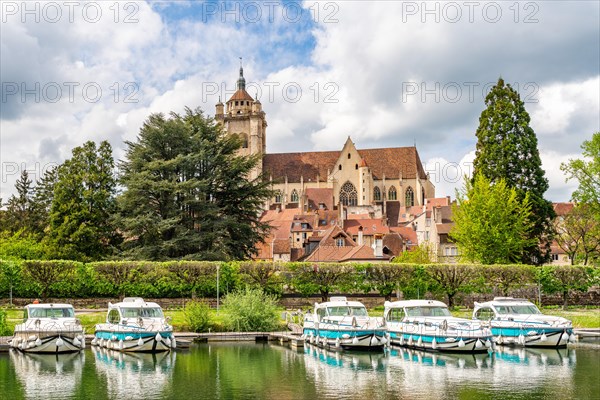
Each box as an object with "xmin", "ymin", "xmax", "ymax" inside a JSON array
[{"xmin": 1, "ymin": 0, "xmax": 599, "ymax": 203}]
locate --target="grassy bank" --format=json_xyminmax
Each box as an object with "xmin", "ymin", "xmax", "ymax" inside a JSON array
[{"xmin": 3, "ymin": 306, "xmax": 599, "ymax": 334}]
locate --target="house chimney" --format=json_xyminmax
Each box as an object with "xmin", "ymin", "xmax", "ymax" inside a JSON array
[{"xmin": 358, "ymin": 226, "xmax": 364, "ymax": 246}]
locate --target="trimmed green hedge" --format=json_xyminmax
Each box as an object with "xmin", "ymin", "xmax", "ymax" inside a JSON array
[{"xmin": 0, "ymin": 260, "xmax": 597, "ymax": 307}]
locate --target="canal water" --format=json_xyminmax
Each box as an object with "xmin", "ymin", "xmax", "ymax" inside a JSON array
[{"xmin": 1, "ymin": 344, "xmax": 598, "ymax": 400}]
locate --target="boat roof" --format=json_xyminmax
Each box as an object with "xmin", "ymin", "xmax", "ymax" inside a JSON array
[
  {"xmin": 474, "ymin": 297, "xmax": 536, "ymax": 308},
  {"xmin": 315, "ymin": 296, "xmax": 366, "ymax": 309},
  {"xmin": 384, "ymin": 299, "xmax": 448, "ymax": 309},
  {"xmin": 108, "ymin": 297, "xmax": 163, "ymax": 309},
  {"xmin": 26, "ymin": 303, "xmax": 74, "ymax": 309}
]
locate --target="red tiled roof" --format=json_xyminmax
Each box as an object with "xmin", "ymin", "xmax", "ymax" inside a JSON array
[
  {"xmin": 436, "ymin": 223, "xmax": 454, "ymax": 234},
  {"xmin": 303, "ymin": 244, "xmax": 384, "ymax": 262},
  {"xmin": 390, "ymin": 226, "xmax": 418, "ymax": 245},
  {"xmin": 343, "ymin": 219, "xmax": 390, "ymax": 236},
  {"xmin": 228, "ymin": 89, "xmax": 254, "ymax": 102},
  {"xmin": 426, "ymin": 197, "xmax": 451, "ymax": 210},
  {"xmin": 263, "ymin": 146, "xmax": 427, "ymax": 183},
  {"xmin": 553, "ymin": 202, "xmax": 575, "ymax": 216},
  {"xmin": 305, "ymin": 188, "xmax": 334, "ymax": 211}
]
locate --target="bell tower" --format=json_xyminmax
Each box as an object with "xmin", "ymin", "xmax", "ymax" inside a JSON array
[{"xmin": 215, "ymin": 59, "xmax": 267, "ymax": 180}]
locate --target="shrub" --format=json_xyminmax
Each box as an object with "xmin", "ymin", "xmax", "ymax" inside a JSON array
[
  {"xmin": 222, "ymin": 287, "xmax": 280, "ymax": 332},
  {"xmin": 0, "ymin": 309, "xmax": 12, "ymax": 336},
  {"xmin": 184, "ymin": 301, "xmax": 212, "ymax": 333}
]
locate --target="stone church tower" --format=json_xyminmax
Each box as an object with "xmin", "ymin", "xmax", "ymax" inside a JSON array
[{"xmin": 215, "ymin": 63, "xmax": 267, "ymax": 180}]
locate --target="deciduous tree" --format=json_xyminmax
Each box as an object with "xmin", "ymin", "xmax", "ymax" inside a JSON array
[{"xmin": 451, "ymin": 175, "xmax": 536, "ymax": 264}]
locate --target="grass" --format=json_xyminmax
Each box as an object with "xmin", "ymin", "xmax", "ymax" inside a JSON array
[{"xmin": 1, "ymin": 305, "xmax": 598, "ymax": 334}]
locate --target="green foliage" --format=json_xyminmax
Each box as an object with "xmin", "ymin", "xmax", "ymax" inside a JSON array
[
  {"xmin": 538, "ymin": 265, "xmax": 596, "ymax": 309},
  {"xmin": 472, "ymin": 78, "xmax": 555, "ymax": 264},
  {"xmin": 554, "ymin": 204, "xmax": 600, "ymax": 265},
  {"xmin": 237, "ymin": 261, "xmax": 283, "ymax": 297},
  {"xmin": 289, "ymin": 263, "xmax": 357, "ymax": 302},
  {"xmin": 117, "ymin": 107, "xmax": 274, "ymax": 261},
  {"xmin": 392, "ymin": 243, "xmax": 433, "ymax": 264},
  {"xmin": 452, "ymin": 175, "xmax": 536, "ymax": 264},
  {"xmin": 22, "ymin": 260, "xmax": 80, "ymax": 299},
  {"xmin": 184, "ymin": 300, "xmax": 212, "ymax": 332},
  {"xmin": 356, "ymin": 263, "xmax": 415, "ymax": 301},
  {"xmin": 46, "ymin": 141, "xmax": 120, "ymax": 261},
  {"xmin": 426, "ymin": 264, "xmax": 484, "ymax": 307},
  {"xmin": 3, "ymin": 171, "xmax": 35, "ymax": 234},
  {"xmin": 222, "ymin": 287, "xmax": 280, "ymax": 332},
  {"xmin": 481, "ymin": 264, "xmax": 536, "ymax": 296},
  {"xmin": 562, "ymin": 132, "xmax": 600, "ymax": 213},
  {"xmin": 0, "ymin": 309, "xmax": 12, "ymax": 336},
  {"xmin": 0, "ymin": 230, "xmax": 49, "ymax": 260}
]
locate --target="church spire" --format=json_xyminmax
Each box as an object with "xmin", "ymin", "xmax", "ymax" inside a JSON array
[{"xmin": 237, "ymin": 57, "xmax": 246, "ymax": 91}]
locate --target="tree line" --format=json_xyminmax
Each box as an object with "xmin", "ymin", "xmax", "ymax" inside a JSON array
[
  {"xmin": 0, "ymin": 260, "xmax": 597, "ymax": 309},
  {"xmin": 0, "ymin": 108, "xmax": 273, "ymax": 262}
]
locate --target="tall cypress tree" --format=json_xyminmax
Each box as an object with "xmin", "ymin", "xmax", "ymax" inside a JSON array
[
  {"xmin": 117, "ymin": 107, "xmax": 273, "ymax": 261},
  {"xmin": 473, "ymin": 78, "xmax": 555, "ymax": 265}
]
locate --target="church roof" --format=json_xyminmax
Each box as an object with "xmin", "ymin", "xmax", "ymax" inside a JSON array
[
  {"xmin": 263, "ymin": 146, "xmax": 427, "ymax": 183},
  {"xmin": 228, "ymin": 89, "xmax": 254, "ymax": 102}
]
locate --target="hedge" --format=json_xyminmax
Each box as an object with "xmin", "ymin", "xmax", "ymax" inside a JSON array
[{"xmin": 0, "ymin": 260, "xmax": 597, "ymax": 307}]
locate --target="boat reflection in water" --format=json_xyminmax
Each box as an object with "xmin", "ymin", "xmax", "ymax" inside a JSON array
[
  {"xmin": 302, "ymin": 344, "xmax": 387, "ymax": 397},
  {"xmin": 10, "ymin": 350, "xmax": 85, "ymax": 399},
  {"xmin": 93, "ymin": 347, "xmax": 176, "ymax": 399},
  {"xmin": 386, "ymin": 345, "xmax": 575, "ymax": 398}
]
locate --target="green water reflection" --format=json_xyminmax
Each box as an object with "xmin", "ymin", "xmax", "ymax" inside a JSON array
[{"xmin": 0, "ymin": 344, "xmax": 598, "ymax": 400}]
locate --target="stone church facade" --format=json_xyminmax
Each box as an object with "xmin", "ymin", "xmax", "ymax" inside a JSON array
[{"xmin": 215, "ymin": 67, "xmax": 435, "ymax": 228}]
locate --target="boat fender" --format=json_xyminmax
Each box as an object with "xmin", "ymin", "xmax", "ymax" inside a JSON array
[
  {"xmin": 399, "ymin": 335, "xmax": 404, "ymax": 345},
  {"xmin": 137, "ymin": 337, "xmax": 145, "ymax": 347},
  {"xmin": 496, "ymin": 335, "xmax": 503, "ymax": 345},
  {"xmin": 569, "ymin": 333, "xmax": 577, "ymax": 342},
  {"xmin": 485, "ymin": 339, "xmax": 491, "ymax": 348},
  {"xmin": 431, "ymin": 338, "xmax": 437, "ymax": 349},
  {"xmin": 417, "ymin": 336, "xmax": 422, "ymax": 347},
  {"xmin": 73, "ymin": 337, "xmax": 81, "ymax": 347},
  {"xmin": 407, "ymin": 336, "xmax": 413, "ymax": 346},
  {"xmin": 166, "ymin": 337, "xmax": 172, "ymax": 347},
  {"xmin": 380, "ymin": 335, "xmax": 387, "ymax": 345},
  {"xmin": 458, "ymin": 338, "xmax": 465, "ymax": 348},
  {"xmin": 28, "ymin": 335, "xmax": 37, "ymax": 342},
  {"xmin": 518, "ymin": 334, "xmax": 525, "ymax": 345},
  {"xmin": 119, "ymin": 340, "xmax": 124, "ymax": 350},
  {"xmin": 172, "ymin": 336, "xmax": 177, "ymax": 349},
  {"xmin": 35, "ymin": 338, "xmax": 42, "ymax": 347},
  {"xmin": 155, "ymin": 333, "xmax": 162, "ymax": 342},
  {"xmin": 475, "ymin": 339, "xmax": 483, "ymax": 349},
  {"xmin": 352, "ymin": 337, "xmax": 359, "ymax": 345},
  {"xmin": 56, "ymin": 337, "xmax": 64, "ymax": 347},
  {"xmin": 335, "ymin": 338, "xmax": 340, "ymax": 347},
  {"xmin": 370, "ymin": 336, "xmax": 379, "ymax": 346},
  {"xmin": 561, "ymin": 332, "xmax": 569, "ymax": 342},
  {"xmin": 540, "ymin": 332, "xmax": 547, "ymax": 342},
  {"xmin": 125, "ymin": 336, "xmax": 133, "ymax": 341}
]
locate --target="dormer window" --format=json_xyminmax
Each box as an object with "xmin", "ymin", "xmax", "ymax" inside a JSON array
[{"xmin": 336, "ymin": 237, "xmax": 344, "ymax": 247}]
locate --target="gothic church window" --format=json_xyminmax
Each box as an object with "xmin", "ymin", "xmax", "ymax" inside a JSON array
[
  {"xmin": 405, "ymin": 187, "xmax": 414, "ymax": 206},
  {"xmin": 388, "ymin": 186, "xmax": 397, "ymax": 201},
  {"xmin": 290, "ymin": 189, "xmax": 299, "ymax": 203},
  {"xmin": 374, "ymin": 187, "xmax": 381, "ymax": 201},
  {"xmin": 339, "ymin": 181, "xmax": 358, "ymax": 206},
  {"xmin": 275, "ymin": 191, "xmax": 282, "ymax": 203}
]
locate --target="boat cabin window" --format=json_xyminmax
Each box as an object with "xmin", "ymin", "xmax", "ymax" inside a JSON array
[
  {"xmin": 405, "ymin": 306, "xmax": 451, "ymax": 317},
  {"xmin": 108, "ymin": 309, "xmax": 121, "ymax": 324},
  {"xmin": 121, "ymin": 307, "xmax": 164, "ymax": 318},
  {"xmin": 28, "ymin": 307, "xmax": 74, "ymax": 318},
  {"xmin": 495, "ymin": 304, "xmax": 541, "ymax": 315},
  {"xmin": 386, "ymin": 308, "xmax": 405, "ymax": 322},
  {"xmin": 474, "ymin": 307, "xmax": 495, "ymax": 320},
  {"xmin": 326, "ymin": 306, "xmax": 368, "ymax": 317}
]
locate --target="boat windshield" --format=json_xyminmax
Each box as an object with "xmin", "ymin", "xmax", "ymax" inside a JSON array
[
  {"xmin": 28, "ymin": 307, "xmax": 74, "ymax": 318},
  {"xmin": 405, "ymin": 306, "xmax": 451, "ymax": 317},
  {"xmin": 121, "ymin": 307, "xmax": 164, "ymax": 318},
  {"xmin": 495, "ymin": 304, "xmax": 541, "ymax": 315},
  {"xmin": 327, "ymin": 306, "xmax": 368, "ymax": 317}
]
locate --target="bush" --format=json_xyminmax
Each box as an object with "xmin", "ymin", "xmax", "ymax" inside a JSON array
[
  {"xmin": 184, "ymin": 301, "xmax": 212, "ymax": 333},
  {"xmin": 0, "ymin": 309, "xmax": 12, "ymax": 336},
  {"xmin": 222, "ymin": 287, "xmax": 280, "ymax": 332}
]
